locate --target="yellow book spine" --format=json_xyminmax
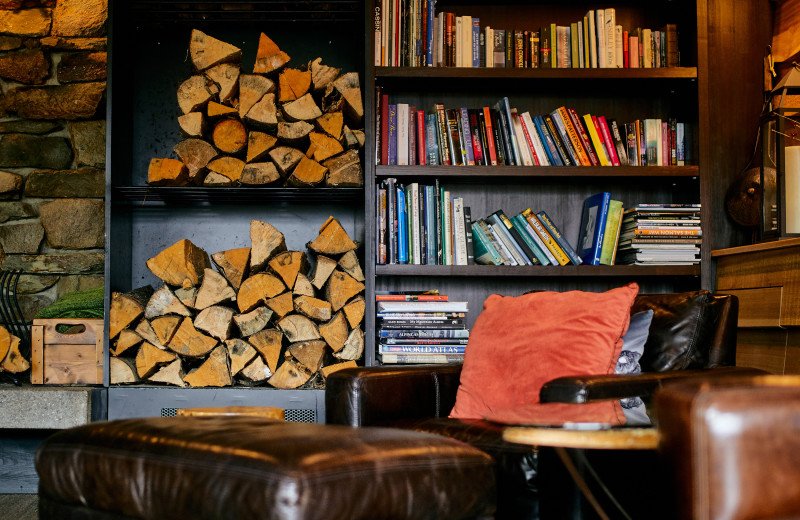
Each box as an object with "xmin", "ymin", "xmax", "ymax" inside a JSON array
[
  {"xmin": 557, "ymin": 106, "xmax": 591, "ymax": 166},
  {"xmin": 522, "ymin": 209, "xmax": 570, "ymax": 265},
  {"xmin": 582, "ymin": 113, "xmax": 611, "ymax": 166}
]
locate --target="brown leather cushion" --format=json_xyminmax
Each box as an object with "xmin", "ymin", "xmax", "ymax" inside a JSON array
[{"xmin": 36, "ymin": 416, "xmax": 495, "ymax": 520}]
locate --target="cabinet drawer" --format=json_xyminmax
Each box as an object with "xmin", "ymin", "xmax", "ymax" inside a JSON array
[{"xmin": 720, "ymin": 287, "xmax": 783, "ymax": 328}]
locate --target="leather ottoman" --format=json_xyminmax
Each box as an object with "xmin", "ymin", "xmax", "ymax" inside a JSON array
[{"xmin": 35, "ymin": 416, "xmax": 496, "ymax": 520}]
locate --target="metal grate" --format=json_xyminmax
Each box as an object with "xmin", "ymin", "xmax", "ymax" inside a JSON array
[
  {"xmin": 165, "ymin": 408, "xmax": 316, "ymax": 422},
  {"xmin": 162, "ymin": 408, "xmax": 179, "ymax": 417}
]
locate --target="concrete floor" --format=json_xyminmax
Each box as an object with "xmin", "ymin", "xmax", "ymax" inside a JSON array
[{"xmin": 0, "ymin": 494, "xmax": 37, "ymax": 520}]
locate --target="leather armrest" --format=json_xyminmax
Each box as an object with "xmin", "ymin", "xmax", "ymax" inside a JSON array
[
  {"xmin": 325, "ymin": 364, "xmax": 463, "ymax": 426},
  {"xmin": 539, "ymin": 366, "xmax": 767, "ymax": 404}
]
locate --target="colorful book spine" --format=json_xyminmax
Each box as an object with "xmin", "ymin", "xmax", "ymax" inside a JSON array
[
  {"xmin": 378, "ymin": 328, "xmax": 471, "ymax": 339},
  {"xmin": 433, "ymin": 103, "xmax": 451, "ymax": 165},
  {"xmin": 416, "ymin": 109, "xmax": 426, "ymax": 165},
  {"xmin": 599, "ymin": 199, "xmax": 624, "ymax": 265},
  {"xmin": 567, "ymin": 107, "xmax": 599, "ymax": 166},
  {"xmin": 578, "ymin": 191, "xmax": 611, "ymax": 265},
  {"xmin": 471, "ymin": 221, "xmax": 503, "ymax": 265},
  {"xmin": 596, "ymin": 116, "xmax": 620, "ymax": 166},
  {"xmin": 510, "ymin": 214, "xmax": 551, "ymax": 265},
  {"xmin": 460, "ymin": 107, "xmax": 475, "ymax": 165},
  {"xmin": 522, "ymin": 210, "xmax": 570, "ymax": 265},
  {"xmin": 533, "ymin": 115, "xmax": 563, "ymax": 166},
  {"xmin": 535, "ymin": 210, "xmax": 583, "ymax": 265},
  {"xmin": 482, "ymin": 107, "xmax": 498, "ymax": 165},
  {"xmin": 556, "ymin": 106, "xmax": 591, "ymax": 166},
  {"xmin": 388, "ymin": 104, "xmax": 397, "ymax": 165},
  {"xmin": 396, "ymin": 185, "xmax": 408, "ymax": 263}
]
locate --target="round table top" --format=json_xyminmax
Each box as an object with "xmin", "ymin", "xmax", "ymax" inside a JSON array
[{"xmin": 502, "ymin": 425, "xmax": 659, "ymax": 450}]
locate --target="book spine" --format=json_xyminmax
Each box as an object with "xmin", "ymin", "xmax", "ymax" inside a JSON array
[
  {"xmin": 582, "ymin": 114, "xmax": 610, "ymax": 166},
  {"xmin": 472, "ymin": 18, "xmax": 481, "ymax": 67},
  {"xmin": 410, "ymin": 183, "xmax": 421, "ymax": 264},
  {"xmin": 442, "ymin": 190, "xmax": 452, "ymax": 264},
  {"xmin": 379, "ymin": 345, "xmax": 466, "ymax": 354},
  {"xmin": 609, "ymin": 119, "xmax": 629, "ymax": 166},
  {"xmin": 453, "ymin": 197, "xmax": 468, "ymax": 265},
  {"xmin": 482, "ymin": 107, "xmax": 498, "ymax": 165},
  {"xmin": 556, "ymin": 106, "xmax": 590, "ymax": 166},
  {"xmin": 519, "ymin": 216, "xmax": 556, "ymax": 264},
  {"xmin": 498, "ymin": 211, "xmax": 539, "ymax": 264},
  {"xmin": 567, "ymin": 107, "xmax": 599, "ymax": 166},
  {"xmin": 535, "ymin": 210, "xmax": 583, "ymax": 265},
  {"xmin": 596, "ymin": 9, "xmax": 606, "ymax": 67},
  {"xmin": 469, "ymin": 110, "xmax": 485, "ymax": 165},
  {"xmin": 676, "ymin": 122, "xmax": 685, "ymax": 166},
  {"xmin": 380, "ymin": 338, "xmax": 468, "ymax": 344},
  {"xmin": 493, "ymin": 28, "xmax": 506, "ymax": 67},
  {"xmin": 511, "ymin": 109, "xmax": 535, "ymax": 165},
  {"xmin": 396, "ymin": 184, "xmax": 408, "ymax": 263},
  {"xmin": 386, "ymin": 177, "xmax": 397, "ymax": 263},
  {"xmin": 533, "ymin": 115, "xmax": 562, "ymax": 166},
  {"xmin": 460, "ymin": 107, "xmax": 475, "ymax": 165},
  {"xmin": 519, "ymin": 112, "xmax": 545, "ymax": 165},
  {"xmin": 476, "ymin": 219, "xmax": 510, "ymax": 264},
  {"xmin": 377, "ymin": 185, "xmax": 387, "ymax": 264},
  {"xmin": 510, "ymin": 214, "xmax": 551, "ymax": 265},
  {"xmin": 463, "ymin": 205, "xmax": 475, "ymax": 265},
  {"xmin": 599, "ymin": 199, "xmax": 623, "ymax": 265},
  {"xmin": 377, "ymin": 353, "xmax": 465, "ymax": 363},
  {"xmin": 434, "ymin": 104, "xmax": 451, "ymax": 165},
  {"xmin": 523, "ymin": 210, "xmax": 570, "ymax": 265},
  {"xmin": 597, "ymin": 115, "xmax": 620, "ymax": 166},
  {"xmin": 381, "ymin": 93, "xmax": 390, "ymax": 164},
  {"xmin": 408, "ymin": 106, "xmax": 417, "ymax": 165},
  {"xmin": 471, "ymin": 221, "xmax": 503, "ymax": 265},
  {"xmin": 544, "ymin": 114, "xmax": 574, "ymax": 166},
  {"xmin": 416, "ymin": 109, "xmax": 426, "ymax": 165},
  {"xmin": 490, "ymin": 212, "xmax": 532, "ymax": 265},
  {"xmin": 388, "ymin": 104, "xmax": 398, "ymax": 165},
  {"xmin": 425, "ymin": 113, "xmax": 440, "ymax": 165},
  {"xmin": 446, "ymin": 109, "xmax": 463, "ymax": 165},
  {"xmin": 378, "ymin": 329, "xmax": 470, "ymax": 338}
]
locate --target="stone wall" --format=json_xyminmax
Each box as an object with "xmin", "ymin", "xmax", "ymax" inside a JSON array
[{"xmin": 0, "ymin": 0, "xmax": 107, "ymax": 319}]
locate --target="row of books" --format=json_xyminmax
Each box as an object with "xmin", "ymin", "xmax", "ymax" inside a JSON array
[
  {"xmin": 374, "ymin": 1, "xmax": 680, "ymax": 69},
  {"xmin": 616, "ymin": 205, "xmax": 702, "ymax": 265},
  {"xmin": 576, "ymin": 192, "xmax": 701, "ymax": 266},
  {"xmin": 375, "ymin": 291, "xmax": 470, "ymax": 364},
  {"xmin": 376, "ymin": 179, "xmax": 474, "ymax": 265},
  {"xmin": 377, "ymin": 93, "xmax": 691, "ymax": 167}
]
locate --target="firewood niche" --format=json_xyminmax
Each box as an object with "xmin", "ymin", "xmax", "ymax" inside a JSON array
[
  {"xmin": 147, "ymin": 30, "xmax": 364, "ymax": 188},
  {"xmin": 108, "ymin": 217, "xmax": 365, "ymax": 389}
]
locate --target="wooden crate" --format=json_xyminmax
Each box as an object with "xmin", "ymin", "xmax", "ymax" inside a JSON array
[{"xmin": 31, "ymin": 318, "xmax": 104, "ymax": 384}]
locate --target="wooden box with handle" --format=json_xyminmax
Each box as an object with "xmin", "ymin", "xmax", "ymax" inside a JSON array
[{"xmin": 31, "ymin": 318, "xmax": 104, "ymax": 384}]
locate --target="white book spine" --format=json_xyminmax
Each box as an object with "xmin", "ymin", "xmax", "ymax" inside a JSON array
[
  {"xmin": 522, "ymin": 218, "xmax": 557, "ymax": 264},
  {"xmin": 488, "ymin": 223, "xmax": 518, "ymax": 265},
  {"xmin": 436, "ymin": 13, "xmax": 445, "ymax": 67},
  {"xmin": 397, "ymin": 103, "xmax": 409, "ymax": 165},
  {"xmin": 587, "ymin": 11, "xmax": 597, "ymax": 68},
  {"xmin": 453, "ymin": 198, "xmax": 468, "ymax": 265},
  {"xmin": 455, "ymin": 16, "xmax": 463, "ymax": 67},
  {"xmin": 596, "ymin": 10, "xmax": 606, "ymax": 68},
  {"xmin": 604, "ymin": 8, "xmax": 616, "ymax": 68},
  {"xmin": 485, "ymin": 27, "xmax": 493, "ymax": 67},
  {"xmin": 443, "ymin": 191, "xmax": 453, "ymax": 265},
  {"xmin": 615, "ymin": 25, "xmax": 623, "ymax": 68},
  {"xmin": 511, "ymin": 111, "xmax": 534, "ymax": 166}
]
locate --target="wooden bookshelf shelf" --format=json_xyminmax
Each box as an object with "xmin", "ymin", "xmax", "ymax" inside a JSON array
[
  {"xmin": 375, "ymin": 66, "xmax": 698, "ymax": 80},
  {"xmin": 376, "ymin": 264, "xmax": 701, "ymax": 277},
  {"xmin": 111, "ymin": 187, "xmax": 364, "ymax": 205},
  {"xmin": 376, "ymin": 165, "xmax": 700, "ymax": 178}
]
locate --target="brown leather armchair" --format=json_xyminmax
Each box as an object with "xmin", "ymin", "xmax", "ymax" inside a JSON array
[{"xmin": 326, "ymin": 290, "xmax": 762, "ymax": 519}]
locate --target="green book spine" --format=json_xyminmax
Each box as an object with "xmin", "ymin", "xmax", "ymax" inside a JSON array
[
  {"xmin": 510, "ymin": 214, "xmax": 551, "ymax": 265},
  {"xmin": 599, "ymin": 200, "xmax": 624, "ymax": 265},
  {"xmin": 471, "ymin": 222, "xmax": 502, "ymax": 265}
]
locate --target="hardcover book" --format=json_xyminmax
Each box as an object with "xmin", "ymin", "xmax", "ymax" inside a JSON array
[
  {"xmin": 509, "ymin": 214, "xmax": 550, "ymax": 265},
  {"xmin": 577, "ymin": 192, "xmax": 611, "ymax": 265},
  {"xmin": 471, "ymin": 221, "xmax": 503, "ymax": 265},
  {"xmin": 522, "ymin": 209, "xmax": 570, "ymax": 265},
  {"xmin": 599, "ymin": 199, "xmax": 624, "ymax": 265}
]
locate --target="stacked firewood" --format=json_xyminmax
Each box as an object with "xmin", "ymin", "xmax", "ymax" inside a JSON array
[
  {"xmin": 0, "ymin": 325, "xmax": 29, "ymax": 375},
  {"xmin": 148, "ymin": 30, "xmax": 364, "ymax": 188},
  {"xmin": 108, "ymin": 217, "xmax": 365, "ymax": 388}
]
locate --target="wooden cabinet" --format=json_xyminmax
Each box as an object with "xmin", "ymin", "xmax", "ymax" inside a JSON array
[
  {"xmin": 714, "ymin": 238, "xmax": 800, "ymax": 374},
  {"xmin": 363, "ymin": 0, "xmax": 771, "ymax": 365}
]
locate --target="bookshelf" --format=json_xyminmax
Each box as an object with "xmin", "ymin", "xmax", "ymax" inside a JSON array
[{"xmin": 363, "ymin": 0, "xmax": 772, "ymax": 366}]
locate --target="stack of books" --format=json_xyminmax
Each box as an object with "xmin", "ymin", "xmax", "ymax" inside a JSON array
[
  {"xmin": 615, "ymin": 204, "xmax": 702, "ymax": 265},
  {"xmin": 375, "ymin": 292, "xmax": 469, "ymax": 364}
]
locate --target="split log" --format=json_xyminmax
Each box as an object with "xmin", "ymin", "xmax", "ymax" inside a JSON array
[
  {"xmin": 237, "ymin": 272, "xmax": 286, "ymax": 313},
  {"xmin": 249, "ymin": 328, "xmax": 283, "ymax": 372},
  {"xmin": 178, "ymin": 112, "xmax": 205, "ymax": 138},
  {"xmin": 268, "ymin": 250, "xmax": 308, "ymax": 289},
  {"xmin": 174, "ymin": 138, "xmax": 218, "ymax": 184},
  {"xmin": 308, "ymin": 216, "xmax": 358, "ymax": 256},
  {"xmin": 238, "ymin": 74, "xmax": 276, "ymax": 118},
  {"xmin": 342, "ymin": 295, "xmax": 365, "ymax": 329},
  {"xmin": 145, "ymin": 284, "xmax": 191, "ymax": 319},
  {"xmin": 333, "ymin": 328, "xmax": 364, "ymax": 361},
  {"xmin": 268, "ymin": 146, "xmax": 304, "ymax": 177},
  {"xmin": 337, "ymin": 250, "xmax": 364, "ymax": 282},
  {"xmin": 146, "ymin": 239, "xmax": 211, "ymax": 289},
  {"xmin": 0, "ymin": 326, "xmax": 9, "ymax": 364},
  {"xmin": 204, "ymin": 62, "xmax": 239, "ymax": 104},
  {"xmin": 243, "ymin": 93, "xmax": 277, "ymax": 130},
  {"xmin": 250, "ymin": 220, "xmax": 287, "ymax": 272},
  {"xmin": 148, "ymin": 358, "xmax": 185, "ymax": 387},
  {"xmin": 286, "ymin": 156, "xmax": 326, "ymax": 187},
  {"xmin": 135, "ymin": 319, "xmax": 163, "ymax": 348},
  {"xmin": 288, "ymin": 340, "xmax": 326, "ymax": 373},
  {"xmin": 268, "ymin": 358, "xmax": 312, "ymax": 389},
  {"xmin": 265, "ymin": 291, "xmax": 294, "ymax": 318},
  {"xmin": 194, "ymin": 268, "xmax": 236, "ymax": 310},
  {"xmin": 151, "ymin": 315, "xmax": 182, "ymax": 345},
  {"xmin": 109, "ymin": 357, "xmax": 138, "ymax": 384},
  {"xmin": 112, "ymin": 329, "xmax": 143, "ymax": 357},
  {"xmin": 212, "ymin": 119, "xmax": 247, "ymax": 154},
  {"xmin": 278, "ymin": 68, "xmax": 311, "ymax": 102},
  {"xmin": 342, "ymin": 125, "xmax": 365, "ymax": 149},
  {"xmin": 325, "ymin": 270, "xmax": 365, "ymax": 312},
  {"xmin": 277, "ymin": 121, "xmax": 313, "ymax": 145},
  {"xmin": 323, "ymin": 149, "xmax": 363, "ymax": 187},
  {"xmin": 194, "ymin": 305, "xmax": 234, "ymax": 341},
  {"xmin": 308, "ymin": 131, "xmax": 343, "ymax": 162},
  {"xmin": 211, "ymin": 247, "xmax": 250, "ymax": 290},
  {"xmin": 0, "ymin": 334, "xmax": 27, "ymax": 373},
  {"xmin": 321, "ymin": 360, "xmax": 358, "ymax": 379},
  {"xmin": 333, "ymin": 72, "xmax": 363, "ymax": 125},
  {"xmin": 318, "ymin": 311, "xmax": 348, "ymax": 352},
  {"xmin": 315, "ymin": 112, "xmax": 343, "ymax": 140},
  {"xmin": 174, "ymin": 287, "xmax": 198, "ymax": 309},
  {"xmin": 177, "ymin": 75, "xmax": 213, "ymax": 114},
  {"xmin": 207, "ymin": 101, "xmax": 237, "ymax": 119},
  {"xmin": 189, "ymin": 29, "xmax": 241, "ymax": 72},
  {"xmin": 246, "ymin": 131, "xmax": 278, "ymax": 162},
  {"xmin": 309, "ymin": 57, "xmax": 340, "ymax": 92},
  {"xmin": 277, "ymin": 314, "xmax": 321, "ymax": 343},
  {"xmin": 309, "ymin": 255, "xmax": 337, "ymax": 290},
  {"xmin": 233, "ymin": 306, "xmax": 273, "ymax": 337},
  {"xmin": 293, "ymin": 273, "xmax": 315, "ymax": 297},
  {"xmin": 241, "ymin": 162, "xmax": 280, "ymax": 185},
  {"xmin": 294, "ymin": 295, "xmax": 332, "ymax": 322},
  {"xmin": 225, "ymin": 338, "xmax": 257, "ymax": 377},
  {"xmin": 167, "ymin": 317, "xmax": 218, "ymax": 358},
  {"xmin": 283, "ymin": 93, "xmax": 322, "ymax": 122},
  {"xmin": 136, "ymin": 342, "xmax": 177, "ymax": 378},
  {"xmin": 202, "ymin": 171, "xmax": 233, "ymax": 186},
  {"xmin": 239, "ymin": 355, "xmax": 272, "ymax": 383},
  {"xmin": 207, "ymin": 156, "xmax": 245, "ymax": 183},
  {"xmin": 253, "ymin": 32, "xmax": 290, "ymax": 74},
  {"xmin": 148, "ymin": 158, "xmax": 188, "ymax": 186},
  {"xmin": 109, "ymin": 286, "xmax": 154, "ymax": 339},
  {"xmin": 184, "ymin": 345, "xmax": 231, "ymax": 387},
  {"xmin": 321, "ymin": 83, "xmax": 343, "ymax": 114}
]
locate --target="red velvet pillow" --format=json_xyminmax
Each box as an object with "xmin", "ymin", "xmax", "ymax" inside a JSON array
[{"xmin": 449, "ymin": 283, "xmax": 639, "ymax": 424}]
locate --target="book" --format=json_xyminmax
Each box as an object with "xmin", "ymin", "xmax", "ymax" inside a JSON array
[
  {"xmin": 511, "ymin": 108, "xmax": 535, "ymax": 165},
  {"xmin": 409, "ymin": 183, "xmax": 421, "ymax": 264},
  {"xmin": 496, "ymin": 210, "xmax": 540, "ymax": 264},
  {"xmin": 604, "ymin": 8, "xmax": 616, "ymax": 68},
  {"xmin": 539, "ymin": 24, "xmax": 552, "ymax": 68},
  {"xmin": 596, "ymin": 116, "xmax": 620, "ymax": 166},
  {"xmin": 522, "ymin": 209, "xmax": 570, "ymax": 265},
  {"xmin": 386, "ymin": 177, "xmax": 398, "ymax": 263},
  {"xmin": 471, "ymin": 221, "xmax": 504, "ymax": 265},
  {"xmin": 509, "ymin": 214, "xmax": 551, "ymax": 265},
  {"xmin": 582, "ymin": 114, "xmax": 610, "ymax": 166},
  {"xmin": 556, "ymin": 106, "xmax": 591, "ymax": 166},
  {"xmin": 520, "ymin": 111, "xmax": 549, "ymax": 165},
  {"xmin": 396, "ymin": 184, "xmax": 408, "ymax": 263},
  {"xmin": 416, "ymin": 108, "xmax": 426, "ymax": 165},
  {"xmin": 459, "ymin": 108, "xmax": 475, "ymax": 165},
  {"xmin": 453, "ymin": 197, "xmax": 468, "ymax": 265},
  {"xmin": 479, "ymin": 219, "xmax": 515, "ymax": 265},
  {"xmin": 543, "ymin": 114, "xmax": 573, "ymax": 166},
  {"xmin": 577, "ymin": 192, "xmax": 611, "ymax": 265},
  {"xmin": 535, "ymin": 210, "xmax": 583, "ymax": 265},
  {"xmin": 379, "ymin": 344, "xmax": 466, "ymax": 354},
  {"xmin": 493, "ymin": 28, "xmax": 506, "ymax": 67},
  {"xmin": 566, "ymin": 107, "xmax": 599, "ymax": 166},
  {"xmin": 608, "ymin": 119, "xmax": 629, "ymax": 166},
  {"xmin": 468, "ymin": 110, "xmax": 485, "ymax": 165},
  {"xmin": 408, "ymin": 106, "xmax": 417, "ymax": 165},
  {"xmin": 598, "ymin": 199, "xmax": 624, "ymax": 265},
  {"xmin": 488, "ymin": 210, "xmax": 532, "ymax": 265},
  {"xmin": 377, "ymin": 185, "xmax": 387, "ymax": 264},
  {"xmin": 377, "ymin": 352, "xmax": 465, "ymax": 364},
  {"xmin": 425, "ymin": 184, "xmax": 437, "ymax": 263},
  {"xmin": 596, "ymin": 9, "xmax": 606, "ymax": 68},
  {"xmin": 425, "ymin": 113, "xmax": 440, "ymax": 165},
  {"xmin": 433, "ymin": 103, "xmax": 451, "ymax": 165},
  {"xmin": 378, "ymin": 328, "xmax": 471, "ymax": 339},
  {"xmin": 375, "ymin": 294, "xmax": 449, "ymax": 301},
  {"xmin": 445, "ymin": 108, "xmax": 464, "ymax": 165},
  {"xmin": 463, "ymin": 205, "xmax": 475, "ymax": 264},
  {"xmin": 556, "ymin": 25, "xmax": 570, "ymax": 68},
  {"xmin": 548, "ymin": 109, "xmax": 579, "ymax": 165},
  {"xmin": 533, "ymin": 114, "xmax": 563, "ymax": 166},
  {"xmin": 388, "ymin": 104, "xmax": 398, "ymax": 165},
  {"xmin": 496, "ymin": 97, "xmax": 522, "ymax": 165},
  {"xmin": 380, "ymin": 337, "xmax": 468, "ymax": 344},
  {"xmin": 396, "ymin": 103, "xmax": 409, "ymax": 165},
  {"xmin": 482, "ymin": 107, "xmax": 498, "ymax": 165}
]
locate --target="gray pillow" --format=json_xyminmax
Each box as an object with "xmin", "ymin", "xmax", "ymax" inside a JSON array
[{"xmin": 616, "ymin": 309, "xmax": 654, "ymax": 425}]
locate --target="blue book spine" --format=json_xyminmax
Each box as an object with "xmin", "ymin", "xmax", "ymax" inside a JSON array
[
  {"xmin": 426, "ymin": 0, "xmax": 435, "ymax": 67},
  {"xmin": 549, "ymin": 109, "xmax": 580, "ymax": 165},
  {"xmin": 425, "ymin": 184, "xmax": 437, "ymax": 263},
  {"xmin": 388, "ymin": 104, "xmax": 398, "ymax": 165},
  {"xmin": 425, "ymin": 113, "xmax": 440, "ymax": 165},
  {"xmin": 578, "ymin": 192, "xmax": 611, "ymax": 265},
  {"xmin": 472, "ymin": 18, "xmax": 481, "ymax": 67},
  {"xmin": 397, "ymin": 185, "xmax": 408, "ymax": 263},
  {"xmin": 533, "ymin": 115, "xmax": 563, "ymax": 166},
  {"xmin": 459, "ymin": 108, "xmax": 475, "ymax": 165},
  {"xmin": 676, "ymin": 122, "xmax": 685, "ymax": 165},
  {"xmin": 498, "ymin": 97, "xmax": 522, "ymax": 165}
]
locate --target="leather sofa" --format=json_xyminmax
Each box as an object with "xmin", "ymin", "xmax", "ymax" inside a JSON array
[{"xmin": 326, "ymin": 290, "xmax": 762, "ymax": 519}]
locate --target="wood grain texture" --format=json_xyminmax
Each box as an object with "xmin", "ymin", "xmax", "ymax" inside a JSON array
[{"xmin": 503, "ymin": 426, "xmax": 659, "ymax": 450}]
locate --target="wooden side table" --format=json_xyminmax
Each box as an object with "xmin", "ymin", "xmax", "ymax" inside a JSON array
[
  {"xmin": 177, "ymin": 406, "xmax": 285, "ymax": 421},
  {"xmin": 502, "ymin": 425, "xmax": 659, "ymax": 450},
  {"xmin": 713, "ymin": 238, "xmax": 800, "ymax": 374}
]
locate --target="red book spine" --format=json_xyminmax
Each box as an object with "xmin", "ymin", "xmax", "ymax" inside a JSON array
[
  {"xmin": 416, "ymin": 109, "xmax": 427, "ymax": 165},
  {"xmin": 623, "ymin": 31, "xmax": 629, "ymax": 68},
  {"xmin": 381, "ymin": 93, "xmax": 389, "ymax": 165},
  {"xmin": 483, "ymin": 106, "xmax": 498, "ymax": 165},
  {"xmin": 567, "ymin": 107, "xmax": 599, "ymax": 166},
  {"xmin": 597, "ymin": 116, "xmax": 620, "ymax": 166},
  {"xmin": 517, "ymin": 114, "xmax": 540, "ymax": 165}
]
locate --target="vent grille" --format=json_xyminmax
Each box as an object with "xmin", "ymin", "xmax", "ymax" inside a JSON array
[{"xmin": 163, "ymin": 408, "xmax": 316, "ymax": 423}]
